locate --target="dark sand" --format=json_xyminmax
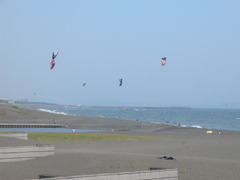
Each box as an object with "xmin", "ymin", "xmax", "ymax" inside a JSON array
[{"xmin": 0, "ymin": 103, "xmax": 240, "ymax": 180}]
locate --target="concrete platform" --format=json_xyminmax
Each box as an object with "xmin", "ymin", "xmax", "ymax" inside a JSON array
[
  {"xmin": 28, "ymin": 169, "xmax": 178, "ymax": 180},
  {"xmin": 0, "ymin": 145, "xmax": 55, "ymax": 162}
]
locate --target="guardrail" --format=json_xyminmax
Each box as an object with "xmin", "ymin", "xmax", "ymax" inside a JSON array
[{"xmin": 0, "ymin": 123, "xmax": 65, "ymax": 128}]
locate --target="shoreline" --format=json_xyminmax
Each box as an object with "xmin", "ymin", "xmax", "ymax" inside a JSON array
[{"xmin": 15, "ymin": 103, "xmax": 240, "ymax": 132}]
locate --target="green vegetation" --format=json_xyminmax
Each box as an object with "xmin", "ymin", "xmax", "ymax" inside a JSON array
[
  {"xmin": 9, "ymin": 109, "xmax": 28, "ymax": 114},
  {"xmin": 9, "ymin": 105, "xmax": 18, "ymax": 109},
  {"xmin": 8, "ymin": 106, "xmax": 28, "ymax": 114},
  {"xmin": 0, "ymin": 131, "xmax": 18, "ymax": 134},
  {"xmin": 28, "ymin": 133, "xmax": 162, "ymax": 142}
]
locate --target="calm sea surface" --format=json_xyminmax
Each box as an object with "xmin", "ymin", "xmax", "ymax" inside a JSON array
[{"xmin": 40, "ymin": 107, "xmax": 240, "ymax": 131}]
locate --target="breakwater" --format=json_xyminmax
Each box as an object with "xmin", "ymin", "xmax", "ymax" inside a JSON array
[{"xmin": 0, "ymin": 123, "xmax": 65, "ymax": 128}]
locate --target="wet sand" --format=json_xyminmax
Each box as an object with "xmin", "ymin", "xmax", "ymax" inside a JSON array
[{"xmin": 0, "ymin": 103, "xmax": 240, "ymax": 180}]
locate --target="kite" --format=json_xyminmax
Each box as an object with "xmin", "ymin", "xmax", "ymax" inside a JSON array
[
  {"xmin": 50, "ymin": 60, "xmax": 55, "ymax": 69},
  {"xmin": 161, "ymin": 57, "xmax": 167, "ymax": 66},
  {"xmin": 119, "ymin": 78, "xmax": 123, "ymax": 87},
  {"xmin": 83, "ymin": 83, "xmax": 86, "ymax": 87},
  {"xmin": 50, "ymin": 51, "xmax": 59, "ymax": 69}
]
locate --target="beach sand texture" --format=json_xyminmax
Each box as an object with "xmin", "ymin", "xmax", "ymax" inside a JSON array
[{"xmin": 0, "ymin": 103, "xmax": 240, "ymax": 180}]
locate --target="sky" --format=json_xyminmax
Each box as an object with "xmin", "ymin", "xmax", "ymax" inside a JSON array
[{"xmin": 1, "ymin": 0, "xmax": 240, "ymax": 108}]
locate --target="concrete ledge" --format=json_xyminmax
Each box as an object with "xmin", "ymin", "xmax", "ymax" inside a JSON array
[
  {"xmin": 0, "ymin": 133, "xmax": 28, "ymax": 140},
  {"xmin": 0, "ymin": 145, "xmax": 54, "ymax": 162},
  {"xmin": 28, "ymin": 169, "xmax": 178, "ymax": 180}
]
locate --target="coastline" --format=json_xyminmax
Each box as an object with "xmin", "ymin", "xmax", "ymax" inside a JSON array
[
  {"xmin": 0, "ymin": 103, "xmax": 240, "ymax": 180},
  {"xmin": 16, "ymin": 103, "xmax": 240, "ymax": 132}
]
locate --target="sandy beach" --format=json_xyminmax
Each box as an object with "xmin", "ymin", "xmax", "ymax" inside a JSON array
[{"xmin": 0, "ymin": 103, "xmax": 240, "ymax": 180}]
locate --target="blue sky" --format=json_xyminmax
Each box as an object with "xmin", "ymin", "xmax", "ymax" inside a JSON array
[{"xmin": 1, "ymin": 0, "xmax": 240, "ymax": 108}]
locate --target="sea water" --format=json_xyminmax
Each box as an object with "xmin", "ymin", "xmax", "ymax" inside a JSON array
[{"xmin": 39, "ymin": 107, "xmax": 240, "ymax": 131}]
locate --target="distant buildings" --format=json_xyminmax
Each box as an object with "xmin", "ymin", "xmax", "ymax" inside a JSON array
[{"xmin": 0, "ymin": 98, "xmax": 11, "ymax": 103}]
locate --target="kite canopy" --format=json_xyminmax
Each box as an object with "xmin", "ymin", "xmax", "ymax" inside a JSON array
[
  {"xmin": 206, "ymin": 130, "xmax": 213, "ymax": 134},
  {"xmin": 50, "ymin": 51, "xmax": 59, "ymax": 70},
  {"xmin": 161, "ymin": 57, "xmax": 167, "ymax": 66},
  {"xmin": 119, "ymin": 78, "xmax": 123, "ymax": 86},
  {"xmin": 52, "ymin": 51, "xmax": 59, "ymax": 60},
  {"xmin": 50, "ymin": 60, "xmax": 55, "ymax": 69}
]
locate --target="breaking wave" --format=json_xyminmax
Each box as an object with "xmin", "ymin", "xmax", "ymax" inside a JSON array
[
  {"xmin": 182, "ymin": 125, "xmax": 202, "ymax": 128},
  {"xmin": 38, "ymin": 109, "xmax": 68, "ymax": 115}
]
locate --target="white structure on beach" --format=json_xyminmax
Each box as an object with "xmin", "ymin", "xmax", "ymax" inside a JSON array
[
  {"xmin": 29, "ymin": 169, "xmax": 178, "ymax": 180},
  {"xmin": 0, "ymin": 145, "xmax": 55, "ymax": 162},
  {"xmin": 0, "ymin": 98, "xmax": 11, "ymax": 103}
]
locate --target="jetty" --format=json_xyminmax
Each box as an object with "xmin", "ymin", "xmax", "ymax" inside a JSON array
[{"xmin": 0, "ymin": 123, "xmax": 65, "ymax": 128}]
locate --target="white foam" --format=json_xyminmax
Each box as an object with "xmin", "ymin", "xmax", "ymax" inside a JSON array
[
  {"xmin": 181, "ymin": 125, "xmax": 202, "ymax": 128},
  {"xmin": 191, "ymin": 125, "xmax": 202, "ymax": 128},
  {"xmin": 38, "ymin": 109, "xmax": 67, "ymax": 115}
]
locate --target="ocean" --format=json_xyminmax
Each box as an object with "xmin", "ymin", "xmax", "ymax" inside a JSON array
[{"xmin": 38, "ymin": 106, "xmax": 240, "ymax": 131}]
